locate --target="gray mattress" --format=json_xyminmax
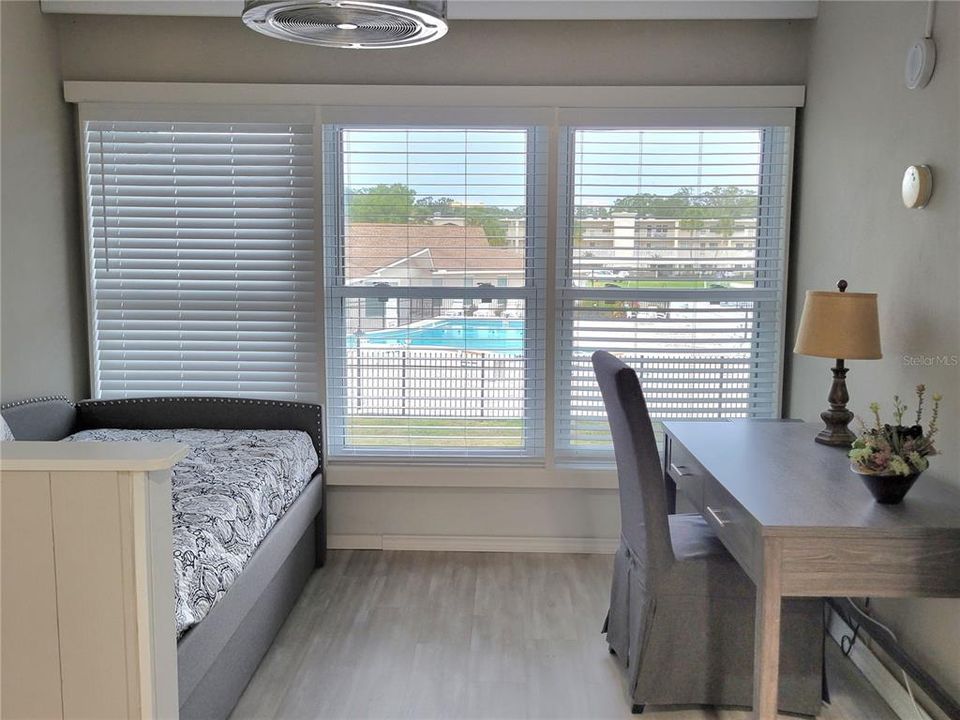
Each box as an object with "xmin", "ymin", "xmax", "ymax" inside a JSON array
[{"xmin": 65, "ymin": 427, "xmax": 318, "ymax": 637}]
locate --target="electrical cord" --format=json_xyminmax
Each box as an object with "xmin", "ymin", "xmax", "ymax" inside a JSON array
[
  {"xmin": 839, "ymin": 597, "xmax": 868, "ymax": 656},
  {"xmin": 924, "ymin": 0, "xmax": 936, "ymax": 39},
  {"xmin": 840, "ymin": 618, "xmax": 862, "ymax": 656},
  {"xmin": 844, "ymin": 598, "xmax": 925, "ymax": 720}
]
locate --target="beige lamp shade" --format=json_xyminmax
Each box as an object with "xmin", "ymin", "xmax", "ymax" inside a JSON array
[{"xmin": 794, "ymin": 290, "xmax": 882, "ymax": 360}]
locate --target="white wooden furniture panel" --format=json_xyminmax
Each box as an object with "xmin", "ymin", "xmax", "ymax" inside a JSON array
[{"xmin": 1, "ymin": 441, "xmax": 187, "ymax": 720}]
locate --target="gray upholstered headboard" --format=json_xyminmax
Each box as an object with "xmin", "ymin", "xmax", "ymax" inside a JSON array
[
  {"xmin": 1, "ymin": 396, "xmax": 324, "ymax": 463},
  {"xmin": 0, "ymin": 396, "xmax": 77, "ymax": 440},
  {"xmin": 76, "ymin": 397, "xmax": 324, "ymax": 462}
]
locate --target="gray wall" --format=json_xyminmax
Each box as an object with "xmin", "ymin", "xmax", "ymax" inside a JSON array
[
  {"xmin": 786, "ymin": 0, "xmax": 959, "ymax": 704},
  {"xmin": 56, "ymin": 15, "xmax": 810, "ymax": 85},
  {"xmin": 1, "ymin": 0, "xmax": 88, "ymax": 404}
]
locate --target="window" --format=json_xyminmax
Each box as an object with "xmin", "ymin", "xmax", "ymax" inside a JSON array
[
  {"xmin": 323, "ymin": 126, "xmax": 547, "ymax": 458},
  {"xmin": 646, "ymin": 223, "xmax": 669, "ymax": 238},
  {"xmin": 83, "ymin": 120, "xmax": 318, "ymax": 400},
  {"xmin": 78, "ymin": 93, "xmax": 798, "ymax": 468},
  {"xmin": 557, "ymin": 126, "xmax": 791, "ymax": 457}
]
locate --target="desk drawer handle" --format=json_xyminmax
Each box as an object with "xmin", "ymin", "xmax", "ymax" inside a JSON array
[
  {"xmin": 670, "ymin": 462, "xmax": 692, "ymax": 477},
  {"xmin": 706, "ymin": 505, "xmax": 727, "ymax": 527}
]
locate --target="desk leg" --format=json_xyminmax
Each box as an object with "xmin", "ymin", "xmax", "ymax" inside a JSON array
[{"xmin": 753, "ymin": 537, "xmax": 783, "ymax": 720}]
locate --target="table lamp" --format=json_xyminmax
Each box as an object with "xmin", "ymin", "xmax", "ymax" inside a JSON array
[{"xmin": 794, "ymin": 279, "xmax": 882, "ymax": 446}]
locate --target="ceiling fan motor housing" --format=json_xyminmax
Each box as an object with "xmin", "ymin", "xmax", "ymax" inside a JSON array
[{"xmin": 242, "ymin": 1, "xmax": 448, "ymax": 49}]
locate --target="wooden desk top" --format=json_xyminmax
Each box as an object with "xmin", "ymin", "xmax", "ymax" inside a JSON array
[{"xmin": 663, "ymin": 421, "xmax": 960, "ymax": 534}]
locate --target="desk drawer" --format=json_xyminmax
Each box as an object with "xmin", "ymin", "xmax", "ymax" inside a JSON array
[
  {"xmin": 666, "ymin": 438, "xmax": 707, "ymax": 512},
  {"xmin": 703, "ymin": 476, "xmax": 760, "ymax": 581}
]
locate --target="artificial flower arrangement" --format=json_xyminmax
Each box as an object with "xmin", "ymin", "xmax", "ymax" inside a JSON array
[{"xmin": 849, "ymin": 384, "xmax": 941, "ymax": 477}]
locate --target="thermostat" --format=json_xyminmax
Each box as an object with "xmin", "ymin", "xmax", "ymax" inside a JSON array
[
  {"xmin": 902, "ymin": 165, "xmax": 933, "ymax": 209},
  {"xmin": 906, "ymin": 37, "xmax": 936, "ymax": 89}
]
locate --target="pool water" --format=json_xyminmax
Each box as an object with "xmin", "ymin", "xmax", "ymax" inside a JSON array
[{"xmin": 351, "ymin": 319, "xmax": 524, "ymax": 353}]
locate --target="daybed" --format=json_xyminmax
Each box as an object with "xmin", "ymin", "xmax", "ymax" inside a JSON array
[{"xmin": 0, "ymin": 395, "xmax": 326, "ymax": 720}]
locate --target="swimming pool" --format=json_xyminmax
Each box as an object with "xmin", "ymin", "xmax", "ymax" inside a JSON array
[{"xmin": 351, "ymin": 318, "xmax": 524, "ymax": 353}]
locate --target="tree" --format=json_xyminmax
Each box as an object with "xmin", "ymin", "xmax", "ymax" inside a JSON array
[
  {"xmin": 412, "ymin": 196, "xmax": 457, "ymax": 221},
  {"xmin": 677, "ymin": 186, "xmax": 757, "ymax": 237},
  {"xmin": 575, "ymin": 205, "xmax": 610, "ymax": 219},
  {"xmin": 612, "ymin": 191, "xmax": 691, "ymax": 218},
  {"xmin": 346, "ymin": 184, "xmax": 417, "ymax": 224},
  {"xmin": 464, "ymin": 205, "xmax": 508, "ymax": 246},
  {"xmin": 347, "ymin": 184, "xmax": 510, "ymax": 246},
  {"xmin": 603, "ymin": 186, "xmax": 757, "ymax": 236}
]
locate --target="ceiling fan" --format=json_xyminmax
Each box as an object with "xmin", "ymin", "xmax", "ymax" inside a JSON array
[{"xmin": 242, "ymin": 1, "xmax": 448, "ymax": 49}]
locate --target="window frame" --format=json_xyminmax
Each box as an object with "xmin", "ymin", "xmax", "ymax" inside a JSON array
[
  {"xmin": 73, "ymin": 91, "xmax": 799, "ymax": 474},
  {"xmin": 554, "ymin": 119, "xmax": 795, "ymax": 461},
  {"xmin": 320, "ymin": 120, "xmax": 549, "ymax": 460}
]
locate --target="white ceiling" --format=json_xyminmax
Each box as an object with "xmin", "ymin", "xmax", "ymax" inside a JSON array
[{"xmin": 40, "ymin": 0, "xmax": 819, "ymax": 20}]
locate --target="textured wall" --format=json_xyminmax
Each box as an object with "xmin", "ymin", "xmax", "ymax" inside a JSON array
[
  {"xmin": 1, "ymin": 1, "xmax": 88, "ymax": 403},
  {"xmin": 785, "ymin": 1, "xmax": 959, "ymax": 705}
]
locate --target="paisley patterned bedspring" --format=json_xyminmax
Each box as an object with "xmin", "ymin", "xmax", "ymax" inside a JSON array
[{"xmin": 64, "ymin": 428, "xmax": 319, "ymax": 637}]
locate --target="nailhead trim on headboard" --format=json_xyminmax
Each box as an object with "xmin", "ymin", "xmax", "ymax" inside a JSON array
[
  {"xmin": 80, "ymin": 396, "xmax": 324, "ymax": 438},
  {"xmin": 0, "ymin": 395, "xmax": 72, "ymax": 411}
]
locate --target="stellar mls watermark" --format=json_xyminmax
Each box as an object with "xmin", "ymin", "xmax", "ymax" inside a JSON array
[{"xmin": 902, "ymin": 354, "xmax": 960, "ymax": 367}]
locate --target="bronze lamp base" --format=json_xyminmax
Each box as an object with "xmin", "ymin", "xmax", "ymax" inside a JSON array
[{"xmin": 815, "ymin": 358, "xmax": 856, "ymax": 447}]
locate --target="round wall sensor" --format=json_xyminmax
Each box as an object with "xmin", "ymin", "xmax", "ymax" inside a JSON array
[
  {"xmin": 902, "ymin": 165, "xmax": 933, "ymax": 209},
  {"xmin": 906, "ymin": 38, "xmax": 936, "ymax": 89}
]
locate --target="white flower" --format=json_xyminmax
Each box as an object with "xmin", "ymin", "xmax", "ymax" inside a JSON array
[
  {"xmin": 888, "ymin": 456, "xmax": 912, "ymax": 476},
  {"xmin": 908, "ymin": 452, "xmax": 929, "ymax": 472}
]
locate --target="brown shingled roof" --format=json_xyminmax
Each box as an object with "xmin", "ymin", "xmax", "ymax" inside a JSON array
[{"xmin": 345, "ymin": 223, "xmax": 524, "ymax": 280}]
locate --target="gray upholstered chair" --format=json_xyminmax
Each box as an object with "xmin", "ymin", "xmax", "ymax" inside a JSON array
[{"xmin": 592, "ymin": 350, "xmax": 824, "ymax": 716}]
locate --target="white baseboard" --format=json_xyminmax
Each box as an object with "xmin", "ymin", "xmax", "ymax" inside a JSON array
[
  {"xmin": 826, "ymin": 608, "xmax": 934, "ymax": 720},
  {"xmin": 327, "ymin": 533, "xmax": 619, "ymax": 554},
  {"xmin": 327, "ymin": 533, "xmax": 385, "ymax": 550}
]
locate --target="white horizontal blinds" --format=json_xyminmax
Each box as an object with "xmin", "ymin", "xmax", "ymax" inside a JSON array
[
  {"xmin": 324, "ymin": 125, "xmax": 547, "ymax": 458},
  {"xmin": 557, "ymin": 126, "xmax": 791, "ymax": 456},
  {"xmin": 85, "ymin": 121, "xmax": 319, "ymax": 400},
  {"xmin": 338, "ymin": 127, "xmax": 536, "ymax": 286}
]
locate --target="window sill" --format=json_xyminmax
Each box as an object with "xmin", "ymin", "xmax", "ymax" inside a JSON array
[{"xmin": 325, "ymin": 461, "xmax": 618, "ymax": 490}]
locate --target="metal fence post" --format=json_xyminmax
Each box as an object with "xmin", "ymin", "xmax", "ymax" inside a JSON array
[
  {"xmin": 480, "ymin": 356, "xmax": 486, "ymax": 418},
  {"xmin": 401, "ymin": 349, "xmax": 408, "ymax": 417},
  {"xmin": 718, "ymin": 361, "xmax": 725, "ymax": 418}
]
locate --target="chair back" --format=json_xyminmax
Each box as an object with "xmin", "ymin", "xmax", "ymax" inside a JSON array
[{"xmin": 592, "ymin": 350, "xmax": 673, "ymax": 575}]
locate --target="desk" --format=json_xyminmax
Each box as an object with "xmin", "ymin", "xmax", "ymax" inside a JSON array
[{"xmin": 662, "ymin": 421, "xmax": 960, "ymax": 720}]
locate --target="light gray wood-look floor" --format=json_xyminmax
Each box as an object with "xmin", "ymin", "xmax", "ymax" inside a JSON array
[{"xmin": 231, "ymin": 551, "xmax": 898, "ymax": 720}]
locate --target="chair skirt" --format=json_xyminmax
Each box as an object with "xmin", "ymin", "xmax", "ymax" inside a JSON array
[{"xmin": 605, "ymin": 540, "xmax": 824, "ymax": 716}]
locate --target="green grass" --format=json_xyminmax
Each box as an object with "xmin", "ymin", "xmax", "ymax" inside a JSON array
[
  {"xmin": 346, "ymin": 417, "xmax": 667, "ymax": 450},
  {"xmin": 347, "ymin": 416, "xmax": 523, "ymax": 447}
]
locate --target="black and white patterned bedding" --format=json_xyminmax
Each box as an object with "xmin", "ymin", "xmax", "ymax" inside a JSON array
[{"xmin": 64, "ymin": 428, "xmax": 318, "ymax": 637}]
